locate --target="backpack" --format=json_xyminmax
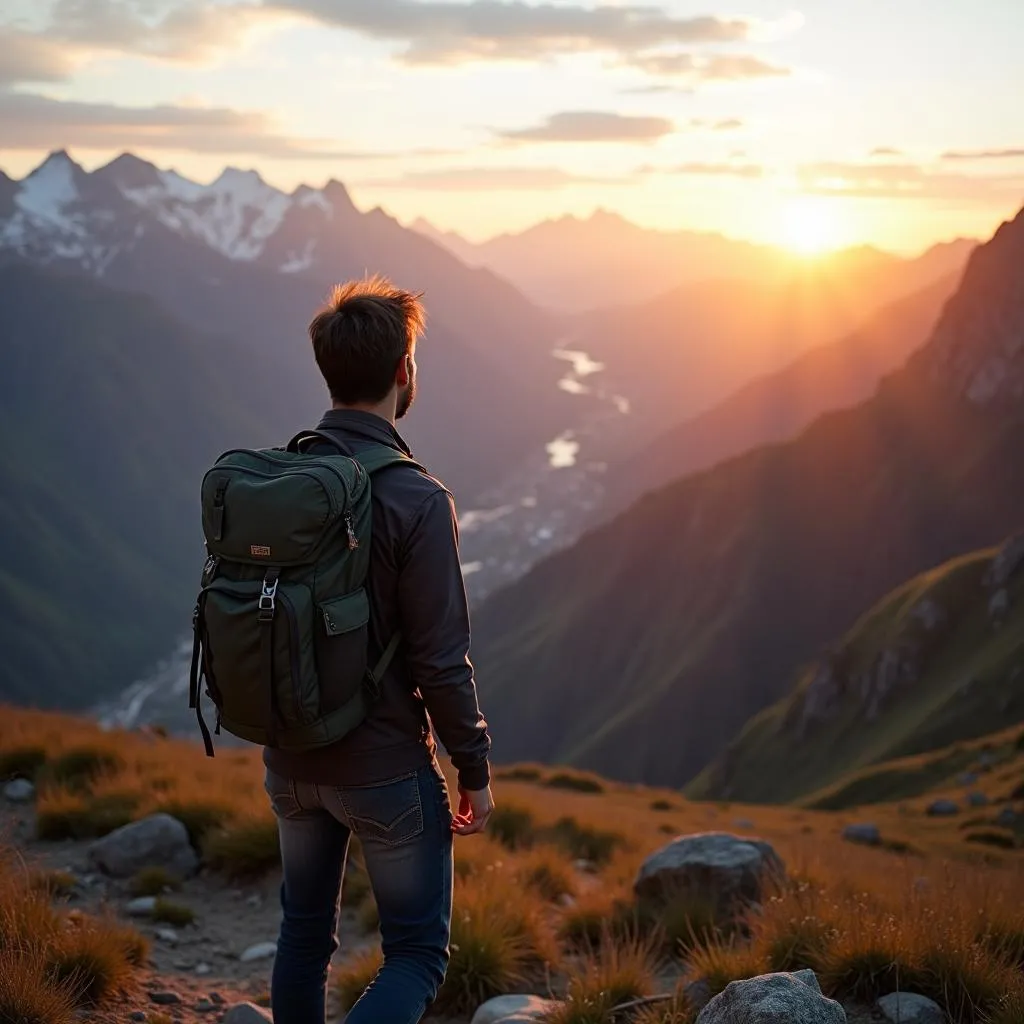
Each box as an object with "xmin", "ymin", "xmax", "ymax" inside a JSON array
[{"xmin": 188, "ymin": 430, "xmax": 425, "ymax": 756}]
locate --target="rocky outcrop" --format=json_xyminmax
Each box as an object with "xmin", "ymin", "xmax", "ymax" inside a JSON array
[
  {"xmin": 87, "ymin": 813, "xmax": 198, "ymax": 879},
  {"xmin": 696, "ymin": 970, "xmax": 846, "ymax": 1024},
  {"xmin": 635, "ymin": 833, "xmax": 785, "ymax": 915}
]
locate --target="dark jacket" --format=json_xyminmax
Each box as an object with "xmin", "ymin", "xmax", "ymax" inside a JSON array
[{"xmin": 263, "ymin": 409, "xmax": 491, "ymax": 792}]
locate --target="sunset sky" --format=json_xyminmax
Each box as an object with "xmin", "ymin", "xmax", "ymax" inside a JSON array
[{"xmin": 1, "ymin": 0, "xmax": 1022, "ymax": 252}]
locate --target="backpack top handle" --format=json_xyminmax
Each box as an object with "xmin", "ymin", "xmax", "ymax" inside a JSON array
[{"xmin": 285, "ymin": 430, "xmax": 354, "ymax": 456}]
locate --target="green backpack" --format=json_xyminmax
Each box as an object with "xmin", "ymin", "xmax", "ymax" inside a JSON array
[{"xmin": 189, "ymin": 430, "xmax": 424, "ymax": 756}]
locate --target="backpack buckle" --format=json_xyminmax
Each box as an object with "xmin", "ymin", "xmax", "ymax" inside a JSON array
[{"xmin": 258, "ymin": 577, "xmax": 279, "ymax": 621}]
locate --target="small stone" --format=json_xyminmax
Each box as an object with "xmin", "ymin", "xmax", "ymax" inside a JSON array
[
  {"xmin": 209, "ymin": 993, "xmax": 225, "ymax": 1005},
  {"xmin": 3, "ymin": 779, "xmax": 35, "ymax": 803},
  {"xmin": 148, "ymin": 992, "xmax": 181, "ymax": 1006},
  {"xmin": 733, "ymin": 818, "xmax": 755, "ymax": 829},
  {"xmin": 876, "ymin": 991, "xmax": 946, "ymax": 1024},
  {"xmin": 471, "ymin": 994, "xmax": 560, "ymax": 1024},
  {"xmin": 172, "ymin": 958, "xmax": 193, "ymax": 970},
  {"xmin": 221, "ymin": 1003, "xmax": 274, "ymax": 1024},
  {"xmin": 996, "ymin": 808, "xmax": 1019, "ymax": 828},
  {"xmin": 245, "ymin": 894, "xmax": 262, "ymax": 908},
  {"xmin": 195, "ymin": 963, "xmax": 213, "ymax": 976},
  {"xmin": 967, "ymin": 792, "xmax": 990, "ymax": 808},
  {"xmin": 842, "ymin": 823, "xmax": 881, "ymax": 846},
  {"xmin": 957, "ymin": 772, "xmax": 979, "ymax": 787},
  {"xmin": 127, "ymin": 897, "xmax": 158, "ymax": 917},
  {"xmin": 557, "ymin": 893, "xmax": 576, "ymax": 908},
  {"xmin": 926, "ymin": 799, "xmax": 959, "ymax": 817},
  {"xmin": 156, "ymin": 928, "xmax": 178, "ymax": 944},
  {"xmin": 239, "ymin": 941, "xmax": 278, "ymax": 963},
  {"xmin": 989, "ymin": 588, "xmax": 1010, "ymax": 622},
  {"xmin": 573, "ymin": 859, "xmax": 596, "ymax": 873},
  {"xmin": 130, "ymin": 1013, "xmax": 147, "ymax": 1022},
  {"xmin": 195, "ymin": 1000, "xmax": 216, "ymax": 1014}
]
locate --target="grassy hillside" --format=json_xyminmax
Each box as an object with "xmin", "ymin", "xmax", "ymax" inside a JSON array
[
  {"xmin": 471, "ymin": 208, "xmax": 1024, "ymax": 788},
  {"xmin": 689, "ymin": 543, "xmax": 1024, "ymax": 804},
  {"xmin": 1, "ymin": 707, "xmax": 1023, "ymax": 1023}
]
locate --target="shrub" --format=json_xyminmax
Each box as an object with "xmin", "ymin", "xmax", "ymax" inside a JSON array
[
  {"xmin": 0, "ymin": 953, "xmax": 77, "ymax": 1024},
  {"xmin": 516, "ymin": 848, "xmax": 576, "ymax": 903},
  {"xmin": 815, "ymin": 926, "xmax": 917, "ymax": 1003},
  {"xmin": 36, "ymin": 787, "xmax": 138, "ymax": 841},
  {"xmin": 1011, "ymin": 781, "xmax": 1024, "ymax": 801},
  {"xmin": 130, "ymin": 867, "xmax": 180, "ymax": 897},
  {"xmin": 0, "ymin": 746, "xmax": 48, "ymax": 781},
  {"xmin": 488, "ymin": 804, "xmax": 536, "ymax": 850},
  {"xmin": 152, "ymin": 899, "xmax": 195, "ymax": 927},
  {"xmin": 545, "ymin": 772, "xmax": 605, "ymax": 794},
  {"xmin": 545, "ymin": 817, "xmax": 623, "ymax": 865},
  {"xmin": 759, "ymin": 912, "xmax": 834, "ymax": 973},
  {"xmin": 653, "ymin": 888, "xmax": 733, "ymax": 956},
  {"xmin": 650, "ymin": 799, "xmax": 675, "ymax": 812},
  {"xmin": 496, "ymin": 766, "xmax": 543, "ymax": 783},
  {"xmin": 559, "ymin": 891, "xmax": 636, "ymax": 952},
  {"xmin": 105, "ymin": 921, "xmax": 150, "ymax": 967},
  {"xmin": 204, "ymin": 816, "xmax": 280, "ymax": 878},
  {"xmin": 154, "ymin": 799, "xmax": 235, "ymax": 846},
  {"xmin": 916, "ymin": 944, "xmax": 1016, "ymax": 1022},
  {"xmin": 45, "ymin": 922, "xmax": 137, "ymax": 1006},
  {"xmin": 546, "ymin": 935, "xmax": 657, "ymax": 1024},
  {"xmin": 47, "ymin": 748, "xmax": 124, "ymax": 790},
  {"xmin": 334, "ymin": 947, "xmax": 382, "ymax": 1011}
]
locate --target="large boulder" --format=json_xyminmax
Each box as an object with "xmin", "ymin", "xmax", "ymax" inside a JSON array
[
  {"xmin": 635, "ymin": 832, "xmax": 785, "ymax": 913},
  {"xmin": 471, "ymin": 995, "xmax": 560, "ymax": 1023},
  {"xmin": 876, "ymin": 992, "xmax": 946, "ymax": 1024},
  {"xmin": 87, "ymin": 814, "xmax": 198, "ymax": 879},
  {"xmin": 697, "ymin": 970, "xmax": 846, "ymax": 1024},
  {"xmin": 842, "ymin": 823, "xmax": 881, "ymax": 846}
]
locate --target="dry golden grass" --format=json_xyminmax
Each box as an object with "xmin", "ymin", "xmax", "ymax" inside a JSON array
[{"xmin": 334, "ymin": 946, "xmax": 382, "ymax": 1011}]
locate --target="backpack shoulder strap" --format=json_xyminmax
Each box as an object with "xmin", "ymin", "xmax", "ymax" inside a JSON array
[{"xmin": 353, "ymin": 443, "xmax": 428, "ymax": 478}]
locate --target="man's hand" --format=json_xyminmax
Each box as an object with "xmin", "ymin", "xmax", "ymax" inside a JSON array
[{"xmin": 452, "ymin": 785, "xmax": 494, "ymax": 836}]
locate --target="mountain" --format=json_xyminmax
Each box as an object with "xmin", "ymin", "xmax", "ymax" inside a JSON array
[
  {"xmin": 599, "ymin": 274, "xmax": 960, "ymax": 521},
  {"xmin": 687, "ymin": 538, "xmax": 1024, "ymax": 804},
  {"xmin": 0, "ymin": 261, "xmax": 276, "ymax": 706},
  {"xmin": 470, "ymin": 206, "xmax": 1024, "ymax": 787},
  {"xmin": 0, "ymin": 151, "xmax": 570, "ymax": 503},
  {"xmin": 415, "ymin": 208, "xmax": 974, "ymax": 313},
  {"xmin": 580, "ymin": 243, "xmax": 976, "ymax": 451}
]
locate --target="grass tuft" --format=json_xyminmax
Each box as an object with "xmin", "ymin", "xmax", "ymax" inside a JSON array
[
  {"xmin": 45, "ymin": 921, "xmax": 137, "ymax": 1006},
  {"xmin": 489, "ymin": 804, "xmax": 537, "ymax": 851},
  {"xmin": 0, "ymin": 746, "xmax": 48, "ymax": 781},
  {"xmin": 204, "ymin": 816, "xmax": 280, "ymax": 878},
  {"xmin": 29, "ymin": 869, "xmax": 77, "ymax": 900},
  {"xmin": 152, "ymin": 899, "xmax": 195, "ymax": 927},
  {"xmin": 130, "ymin": 867, "xmax": 180, "ymax": 897},
  {"xmin": 545, "ymin": 817, "xmax": 623, "ymax": 865},
  {"xmin": 516, "ymin": 847, "xmax": 576, "ymax": 903},
  {"xmin": 544, "ymin": 771, "xmax": 605, "ymax": 794},
  {"xmin": 334, "ymin": 947, "xmax": 382, "ymax": 1011},
  {"xmin": 153, "ymin": 798, "xmax": 235, "ymax": 846},
  {"xmin": 0, "ymin": 953, "xmax": 77, "ymax": 1024},
  {"xmin": 46, "ymin": 747, "xmax": 124, "ymax": 790},
  {"xmin": 686, "ymin": 936, "xmax": 767, "ymax": 1000}
]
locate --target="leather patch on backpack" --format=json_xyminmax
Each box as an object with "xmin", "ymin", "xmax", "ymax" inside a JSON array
[{"xmin": 250, "ymin": 544, "xmax": 272, "ymax": 558}]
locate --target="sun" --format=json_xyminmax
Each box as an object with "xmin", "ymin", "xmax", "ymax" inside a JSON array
[{"xmin": 779, "ymin": 196, "xmax": 842, "ymax": 256}]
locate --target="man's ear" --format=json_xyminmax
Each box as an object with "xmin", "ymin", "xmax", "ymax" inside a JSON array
[{"xmin": 396, "ymin": 354, "xmax": 411, "ymax": 388}]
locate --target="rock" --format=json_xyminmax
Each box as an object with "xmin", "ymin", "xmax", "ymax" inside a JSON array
[
  {"xmin": 221, "ymin": 1004, "xmax": 274, "ymax": 1024},
  {"xmin": 471, "ymin": 994, "xmax": 560, "ymax": 1024},
  {"xmin": 246, "ymin": 893, "xmax": 263, "ymax": 908},
  {"xmin": 195, "ymin": 963, "xmax": 213, "ymax": 976},
  {"xmin": 985, "ymin": 532, "xmax": 1024, "ymax": 588},
  {"xmin": 209, "ymin": 992, "xmax": 225, "ymax": 1005},
  {"xmin": 148, "ymin": 992, "xmax": 181, "ymax": 1006},
  {"xmin": 967, "ymin": 792, "xmax": 990, "ymax": 808},
  {"xmin": 876, "ymin": 991, "xmax": 946, "ymax": 1024},
  {"xmin": 239, "ymin": 941, "xmax": 278, "ymax": 963},
  {"xmin": 156, "ymin": 927, "xmax": 178, "ymax": 944},
  {"xmin": 696, "ymin": 971, "xmax": 845, "ymax": 1024},
  {"xmin": 634, "ymin": 832, "xmax": 785, "ymax": 915},
  {"xmin": 989, "ymin": 589, "xmax": 1010, "ymax": 622},
  {"xmin": 995, "ymin": 807, "xmax": 1019, "ymax": 828},
  {"xmin": 126, "ymin": 897, "xmax": 157, "ymax": 917},
  {"xmin": 195, "ymin": 1000, "xmax": 217, "ymax": 1014},
  {"xmin": 733, "ymin": 818, "xmax": 755, "ymax": 830},
  {"xmin": 685, "ymin": 978, "xmax": 714, "ymax": 1013},
  {"xmin": 842, "ymin": 823, "xmax": 881, "ymax": 846},
  {"xmin": 573, "ymin": 859, "xmax": 597, "ymax": 873},
  {"xmin": 926, "ymin": 799, "xmax": 959, "ymax": 817},
  {"xmin": 957, "ymin": 772, "xmax": 979, "ymax": 787},
  {"xmin": 3, "ymin": 779, "xmax": 35, "ymax": 803},
  {"xmin": 87, "ymin": 814, "xmax": 198, "ymax": 880},
  {"xmin": 557, "ymin": 893, "xmax": 576, "ymax": 908},
  {"xmin": 130, "ymin": 1013, "xmax": 146, "ymax": 1022}
]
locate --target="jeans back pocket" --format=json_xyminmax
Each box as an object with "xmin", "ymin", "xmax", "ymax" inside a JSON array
[{"xmin": 339, "ymin": 772, "xmax": 424, "ymax": 848}]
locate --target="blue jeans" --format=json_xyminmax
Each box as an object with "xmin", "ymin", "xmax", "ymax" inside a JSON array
[{"xmin": 264, "ymin": 763, "xmax": 454, "ymax": 1024}]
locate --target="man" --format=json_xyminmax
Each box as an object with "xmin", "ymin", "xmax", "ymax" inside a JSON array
[{"xmin": 263, "ymin": 276, "xmax": 494, "ymax": 1024}]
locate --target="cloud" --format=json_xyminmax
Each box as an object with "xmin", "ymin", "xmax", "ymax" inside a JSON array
[
  {"xmin": 0, "ymin": 91, "xmax": 377, "ymax": 159},
  {"xmin": 870, "ymin": 147, "xmax": 903, "ymax": 157},
  {"xmin": 689, "ymin": 117, "xmax": 744, "ymax": 131},
  {"xmin": 643, "ymin": 161, "xmax": 763, "ymax": 178},
  {"xmin": 268, "ymin": 0, "xmax": 753, "ymax": 64},
  {"xmin": 356, "ymin": 165, "xmax": 624, "ymax": 190},
  {"xmin": 942, "ymin": 148, "xmax": 1024, "ymax": 161},
  {"xmin": 46, "ymin": 0, "xmax": 275, "ymax": 62},
  {"xmin": 627, "ymin": 51, "xmax": 790, "ymax": 81},
  {"xmin": 798, "ymin": 160, "xmax": 1024, "ymax": 201},
  {"xmin": 498, "ymin": 111, "xmax": 674, "ymax": 144},
  {"xmin": 0, "ymin": 28, "xmax": 78, "ymax": 84}
]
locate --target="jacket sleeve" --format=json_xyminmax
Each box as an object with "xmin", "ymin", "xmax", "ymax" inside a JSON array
[{"xmin": 397, "ymin": 489, "xmax": 491, "ymax": 791}]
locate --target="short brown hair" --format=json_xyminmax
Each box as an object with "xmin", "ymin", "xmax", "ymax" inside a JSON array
[{"xmin": 309, "ymin": 275, "xmax": 425, "ymax": 405}]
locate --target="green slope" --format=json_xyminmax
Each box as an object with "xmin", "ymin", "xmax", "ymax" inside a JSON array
[
  {"xmin": 0, "ymin": 263, "xmax": 271, "ymax": 705},
  {"xmin": 687, "ymin": 543, "xmax": 1024, "ymax": 804},
  {"xmin": 471, "ymin": 207, "xmax": 1024, "ymax": 788}
]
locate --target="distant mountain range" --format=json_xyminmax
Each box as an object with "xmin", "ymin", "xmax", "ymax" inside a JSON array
[
  {"xmin": 471, "ymin": 206, "xmax": 1024, "ymax": 787},
  {"xmin": 414, "ymin": 208, "xmax": 975, "ymax": 313},
  {"xmin": 688, "ymin": 536, "xmax": 1024, "ymax": 804},
  {"xmin": 0, "ymin": 151, "xmax": 571, "ymax": 503}
]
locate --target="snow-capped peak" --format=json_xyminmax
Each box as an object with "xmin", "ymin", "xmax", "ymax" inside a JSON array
[{"xmin": 17, "ymin": 151, "xmax": 82, "ymax": 225}]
